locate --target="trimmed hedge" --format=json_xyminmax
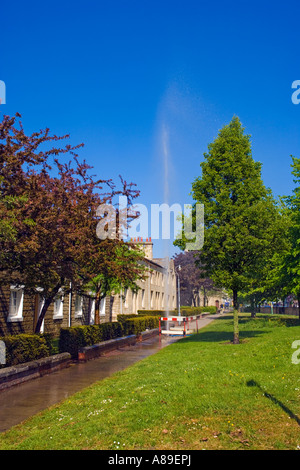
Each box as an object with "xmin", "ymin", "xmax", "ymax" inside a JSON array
[
  {"xmin": 59, "ymin": 322, "xmax": 124, "ymax": 359},
  {"xmin": 179, "ymin": 306, "xmax": 217, "ymax": 315},
  {"xmin": 59, "ymin": 316, "xmax": 159, "ymax": 359},
  {"xmin": 122, "ymin": 316, "xmax": 159, "ymax": 336},
  {"xmin": 1, "ymin": 333, "xmax": 51, "ymax": 368},
  {"xmin": 137, "ymin": 306, "xmax": 218, "ymax": 317},
  {"xmin": 137, "ymin": 310, "xmax": 176, "ymax": 317},
  {"xmin": 117, "ymin": 314, "xmax": 141, "ymax": 322}
]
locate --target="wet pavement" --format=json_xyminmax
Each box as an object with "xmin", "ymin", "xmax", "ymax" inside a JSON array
[
  {"xmin": 0, "ymin": 334, "xmax": 179, "ymax": 433},
  {"xmin": 0, "ymin": 314, "xmax": 221, "ymax": 433}
]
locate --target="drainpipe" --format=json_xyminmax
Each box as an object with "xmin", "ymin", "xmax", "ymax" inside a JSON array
[
  {"xmin": 148, "ymin": 270, "xmax": 151, "ymax": 309},
  {"xmin": 68, "ymin": 282, "xmax": 72, "ymax": 328}
]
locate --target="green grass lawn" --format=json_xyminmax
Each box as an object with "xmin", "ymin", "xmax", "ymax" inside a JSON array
[{"xmin": 0, "ymin": 313, "xmax": 299, "ymax": 450}]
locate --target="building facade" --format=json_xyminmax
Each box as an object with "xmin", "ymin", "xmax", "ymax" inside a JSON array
[
  {"xmin": 0, "ymin": 240, "xmax": 177, "ymax": 337},
  {"xmin": 110, "ymin": 239, "xmax": 177, "ymax": 319}
]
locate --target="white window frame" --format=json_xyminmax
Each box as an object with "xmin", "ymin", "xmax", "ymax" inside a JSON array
[
  {"xmin": 124, "ymin": 288, "xmax": 128, "ymax": 308},
  {"xmin": 53, "ymin": 291, "xmax": 64, "ymax": 319},
  {"xmin": 8, "ymin": 285, "xmax": 24, "ymax": 322},
  {"xmin": 74, "ymin": 294, "xmax": 83, "ymax": 318},
  {"xmin": 89, "ymin": 298, "xmax": 95, "ymax": 324},
  {"xmin": 141, "ymin": 289, "xmax": 145, "ymax": 308},
  {"xmin": 100, "ymin": 297, "xmax": 106, "ymax": 317}
]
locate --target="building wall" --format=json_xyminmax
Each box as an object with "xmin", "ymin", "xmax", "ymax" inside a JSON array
[
  {"xmin": 111, "ymin": 242, "xmax": 177, "ymax": 319},
  {"xmin": 0, "ymin": 285, "xmax": 113, "ymax": 338},
  {"xmin": 0, "ymin": 285, "xmax": 70, "ymax": 337},
  {"xmin": 0, "ymin": 242, "xmax": 177, "ymax": 336}
]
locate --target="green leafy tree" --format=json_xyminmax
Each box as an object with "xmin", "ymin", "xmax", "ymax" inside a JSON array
[
  {"xmin": 176, "ymin": 116, "xmax": 283, "ymax": 343},
  {"xmin": 274, "ymin": 156, "xmax": 300, "ymax": 319}
]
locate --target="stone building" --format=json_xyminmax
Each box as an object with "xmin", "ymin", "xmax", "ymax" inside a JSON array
[
  {"xmin": 0, "ymin": 239, "xmax": 177, "ymax": 337},
  {"xmin": 190, "ymin": 288, "xmax": 229, "ymax": 310},
  {"xmin": 110, "ymin": 239, "xmax": 177, "ymax": 319}
]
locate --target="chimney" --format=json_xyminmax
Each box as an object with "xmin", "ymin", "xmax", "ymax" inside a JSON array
[{"xmin": 134, "ymin": 237, "xmax": 153, "ymax": 260}]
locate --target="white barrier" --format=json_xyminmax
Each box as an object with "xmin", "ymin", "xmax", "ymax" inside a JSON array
[{"xmin": 159, "ymin": 315, "xmax": 201, "ymax": 336}]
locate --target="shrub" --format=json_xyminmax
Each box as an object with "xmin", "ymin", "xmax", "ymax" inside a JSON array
[
  {"xmin": 59, "ymin": 326, "xmax": 90, "ymax": 359},
  {"xmin": 200, "ymin": 306, "xmax": 217, "ymax": 314},
  {"xmin": 179, "ymin": 307, "xmax": 202, "ymax": 316},
  {"xmin": 40, "ymin": 332, "xmax": 56, "ymax": 355},
  {"xmin": 178, "ymin": 306, "xmax": 217, "ymax": 315},
  {"xmin": 100, "ymin": 322, "xmax": 123, "ymax": 341},
  {"xmin": 122, "ymin": 316, "xmax": 159, "ymax": 336},
  {"xmin": 137, "ymin": 310, "xmax": 176, "ymax": 317},
  {"xmin": 59, "ymin": 323, "xmax": 124, "ymax": 358},
  {"xmin": 1, "ymin": 334, "xmax": 51, "ymax": 368},
  {"xmin": 59, "ymin": 317, "xmax": 159, "ymax": 359},
  {"xmin": 117, "ymin": 314, "xmax": 139, "ymax": 322},
  {"xmin": 122, "ymin": 317, "xmax": 146, "ymax": 336}
]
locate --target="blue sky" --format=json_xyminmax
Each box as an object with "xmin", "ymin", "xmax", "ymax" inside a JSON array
[{"xmin": 1, "ymin": 0, "xmax": 300, "ymax": 257}]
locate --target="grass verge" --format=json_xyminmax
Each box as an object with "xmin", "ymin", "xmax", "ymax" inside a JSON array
[{"xmin": 0, "ymin": 313, "xmax": 299, "ymax": 450}]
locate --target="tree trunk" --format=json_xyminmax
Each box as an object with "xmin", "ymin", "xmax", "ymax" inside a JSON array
[
  {"xmin": 298, "ymin": 296, "xmax": 300, "ymax": 322},
  {"xmin": 34, "ymin": 297, "xmax": 53, "ymax": 334},
  {"xmin": 34, "ymin": 284, "xmax": 62, "ymax": 334},
  {"xmin": 232, "ymin": 290, "xmax": 239, "ymax": 344},
  {"xmin": 94, "ymin": 290, "xmax": 101, "ymax": 325},
  {"xmin": 250, "ymin": 296, "xmax": 256, "ymax": 318}
]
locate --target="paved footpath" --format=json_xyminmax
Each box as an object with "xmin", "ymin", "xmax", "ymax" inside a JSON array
[{"xmin": 0, "ymin": 313, "xmax": 223, "ymax": 433}]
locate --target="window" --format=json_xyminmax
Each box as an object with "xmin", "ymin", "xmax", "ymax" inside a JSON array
[
  {"xmin": 53, "ymin": 292, "xmax": 64, "ymax": 319},
  {"xmin": 89, "ymin": 298, "xmax": 95, "ymax": 324},
  {"xmin": 150, "ymin": 290, "xmax": 154, "ymax": 309},
  {"xmin": 100, "ymin": 297, "xmax": 106, "ymax": 316},
  {"xmin": 124, "ymin": 288, "xmax": 128, "ymax": 308},
  {"xmin": 88, "ymin": 297, "xmax": 105, "ymax": 324},
  {"xmin": 74, "ymin": 294, "xmax": 83, "ymax": 317},
  {"xmin": 8, "ymin": 286, "xmax": 24, "ymax": 321},
  {"xmin": 141, "ymin": 289, "xmax": 145, "ymax": 308}
]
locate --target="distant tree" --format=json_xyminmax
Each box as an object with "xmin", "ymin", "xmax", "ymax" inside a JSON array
[
  {"xmin": 176, "ymin": 116, "xmax": 283, "ymax": 343},
  {"xmin": 172, "ymin": 251, "xmax": 214, "ymax": 306},
  {"xmin": 273, "ymin": 156, "xmax": 300, "ymax": 320},
  {"xmin": 238, "ymin": 201, "xmax": 290, "ymax": 317}
]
